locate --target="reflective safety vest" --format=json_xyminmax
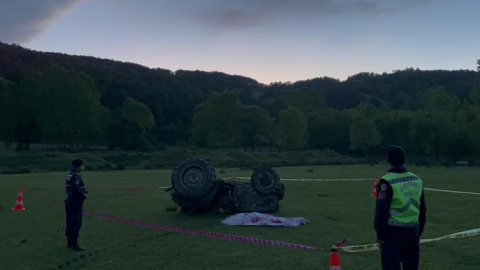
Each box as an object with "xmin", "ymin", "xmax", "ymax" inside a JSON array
[{"xmin": 382, "ymin": 172, "xmax": 423, "ymax": 227}]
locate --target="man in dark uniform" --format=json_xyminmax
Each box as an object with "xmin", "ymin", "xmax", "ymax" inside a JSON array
[
  {"xmin": 65, "ymin": 159, "xmax": 88, "ymax": 251},
  {"xmin": 374, "ymin": 146, "xmax": 427, "ymax": 270}
]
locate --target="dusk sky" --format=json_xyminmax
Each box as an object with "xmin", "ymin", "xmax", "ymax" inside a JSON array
[{"xmin": 1, "ymin": 0, "xmax": 479, "ymax": 83}]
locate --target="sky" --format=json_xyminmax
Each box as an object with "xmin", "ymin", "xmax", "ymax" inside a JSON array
[{"xmin": 1, "ymin": 0, "xmax": 479, "ymax": 84}]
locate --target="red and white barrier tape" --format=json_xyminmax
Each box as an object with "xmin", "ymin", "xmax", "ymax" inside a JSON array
[
  {"xmin": 84, "ymin": 209, "xmax": 322, "ymax": 251},
  {"xmin": 27, "ymin": 189, "xmax": 322, "ymax": 252},
  {"xmin": 26, "ymin": 189, "xmax": 480, "ymax": 254}
]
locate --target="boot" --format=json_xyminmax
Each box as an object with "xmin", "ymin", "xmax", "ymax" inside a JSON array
[
  {"xmin": 66, "ymin": 236, "xmax": 74, "ymax": 249},
  {"xmin": 71, "ymin": 245, "xmax": 86, "ymax": 252},
  {"xmin": 70, "ymin": 236, "xmax": 86, "ymax": 252}
]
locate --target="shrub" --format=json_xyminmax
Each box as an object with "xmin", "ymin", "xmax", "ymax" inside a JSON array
[
  {"xmin": 103, "ymin": 163, "xmax": 113, "ymax": 170},
  {"xmin": 154, "ymin": 143, "xmax": 167, "ymax": 151},
  {"xmin": 165, "ymin": 203, "xmax": 178, "ymax": 212},
  {"xmin": 2, "ymin": 168, "xmax": 30, "ymax": 174},
  {"xmin": 415, "ymin": 161, "xmax": 431, "ymax": 166}
]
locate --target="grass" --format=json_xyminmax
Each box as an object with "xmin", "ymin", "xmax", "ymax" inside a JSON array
[{"xmin": 1, "ymin": 164, "xmax": 479, "ymax": 270}]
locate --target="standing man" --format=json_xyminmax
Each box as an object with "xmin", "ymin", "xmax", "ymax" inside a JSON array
[
  {"xmin": 65, "ymin": 159, "xmax": 88, "ymax": 251},
  {"xmin": 374, "ymin": 145, "xmax": 427, "ymax": 270}
]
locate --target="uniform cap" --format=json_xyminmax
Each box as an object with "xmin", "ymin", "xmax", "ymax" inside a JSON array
[
  {"xmin": 72, "ymin": 159, "xmax": 84, "ymax": 168},
  {"xmin": 387, "ymin": 145, "xmax": 406, "ymax": 166}
]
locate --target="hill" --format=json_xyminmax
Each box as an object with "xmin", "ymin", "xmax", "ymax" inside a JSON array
[
  {"xmin": 2, "ymin": 41, "xmax": 479, "ymax": 113},
  {"xmin": 1, "ymin": 42, "xmax": 479, "ymax": 159}
]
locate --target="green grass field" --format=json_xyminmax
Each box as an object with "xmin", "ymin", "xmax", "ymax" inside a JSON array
[{"xmin": 1, "ymin": 165, "xmax": 479, "ymax": 270}]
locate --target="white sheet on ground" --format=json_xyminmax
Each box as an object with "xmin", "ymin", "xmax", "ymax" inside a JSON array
[{"xmin": 222, "ymin": 212, "xmax": 308, "ymax": 227}]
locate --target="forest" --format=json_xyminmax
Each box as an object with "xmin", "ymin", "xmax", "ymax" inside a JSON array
[{"xmin": 1, "ymin": 42, "xmax": 480, "ymax": 161}]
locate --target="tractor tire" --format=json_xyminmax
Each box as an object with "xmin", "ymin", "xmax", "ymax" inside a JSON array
[
  {"xmin": 171, "ymin": 158, "xmax": 217, "ymax": 199},
  {"xmin": 250, "ymin": 166, "xmax": 280, "ymax": 195}
]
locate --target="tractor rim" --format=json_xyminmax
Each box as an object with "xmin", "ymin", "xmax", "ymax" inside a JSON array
[
  {"xmin": 180, "ymin": 165, "xmax": 206, "ymax": 188},
  {"xmin": 258, "ymin": 172, "xmax": 275, "ymax": 189}
]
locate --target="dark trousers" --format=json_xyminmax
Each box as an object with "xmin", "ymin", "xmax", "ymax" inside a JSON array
[
  {"xmin": 381, "ymin": 226, "xmax": 420, "ymax": 270},
  {"xmin": 65, "ymin": 201, "xmax": 83, "ymax": 245}
]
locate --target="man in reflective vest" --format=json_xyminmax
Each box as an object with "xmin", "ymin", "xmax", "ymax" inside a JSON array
[
  {"xmin": 65, "ymin": 159, "xmax": 88, "ymax": 251},
  {"xmin": 374, "ymin": 145, "xmax": 427, "ymax": 270}
]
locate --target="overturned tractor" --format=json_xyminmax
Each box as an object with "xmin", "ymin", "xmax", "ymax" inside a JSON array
[{"xmin": 169, "ymin": 158, "xmax": 285, "ymax": 214}]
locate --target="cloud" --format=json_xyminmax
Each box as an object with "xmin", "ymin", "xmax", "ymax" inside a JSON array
[
  {"xmin": 0, "ymin": 0, "xmax": 83, "ymax": 44},
  {"xmin": 0, "ymin": 0, "xmax": 433, "ymax": 43},
  {"xmin": 194, "ymin": 0, "xmax": 432, "ymax": 30}
]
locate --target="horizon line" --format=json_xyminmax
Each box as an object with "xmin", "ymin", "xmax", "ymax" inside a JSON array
[{"xmin": 3, "ymin": 41, "xmax": 478, "ymax": 85}]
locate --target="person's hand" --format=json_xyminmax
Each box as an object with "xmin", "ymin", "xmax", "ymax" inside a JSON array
[{"xmin": 376, "ymin": 239, "xmax": 385, "ymax": 246}]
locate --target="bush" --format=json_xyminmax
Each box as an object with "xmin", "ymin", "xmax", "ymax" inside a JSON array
[
  {"xmin": 2, "ymin": 168, "xmax": 30, "ymax": 175},
  {"xmin": 144, "ymin": 164, "xmax": 156, "ymax": 170},
  {"xmin": 329, "ymin": 161, "xmax": 341, "ymax": 165},
  {"xmin": 0, "ymin": 148, "xmax": 365, "ymax": 173},
  {"xmin": 103, "ymin": 163, "xmax": 113, "ymax": 170},
  {"xmin": 415, "ymin": 161, "xmax": 431, "ymax": 166},
  {"xmin": 307, "ymin": 168, "xmax": 314, "ymax": 173},
  {"xmin": 86, "ymin": 164, "xmax": 105, "ymax": 171},
  {"xmin": 154, "ymin": 143, "xmax": 168, "ymax": 151},
  {"xmin": 368, "ymin": 159, "xmax": 379, "ymax": 165},
  {"xmin": 440, "ymin": 161, "xmax": 450, "ymax": 168},
  {"xmin": 165, "ymin": 203, "xmax": 178, "ymax": 212}
]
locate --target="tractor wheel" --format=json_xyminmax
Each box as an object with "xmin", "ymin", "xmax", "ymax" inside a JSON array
[
  {"xmin": 171, "ymin": 158, "xmax": 217, "ymax": 199},
  {"xmin": 250, "ymin": 166, "xmax": 280, "ymax": 195}
]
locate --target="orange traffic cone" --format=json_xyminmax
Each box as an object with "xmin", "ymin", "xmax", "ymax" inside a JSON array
[
  {"xmin": 12, "ymin": 187, "xmax": 26, "ymax": 211},
  {"xmin": 330, "ymin": 249, "xmax": 342, "ymax": 270},
  {"xmin": 370, "ymin": 178, "xmax": 378, "ymax": 197}
]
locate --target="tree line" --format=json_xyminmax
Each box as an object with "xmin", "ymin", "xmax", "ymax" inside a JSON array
[
  {"xmin": 190, "ymin": 86, "xmax": 480, "ymax": 161},
  {"xmin": 0, "ymin": 67, "xmax": 159, "ymax": 150},
  {"xmin": 2, "ymin": 42, "xmax": 480, "ymax": 146},
  {"xmin": 1, "ymin": 42, "xmax": 480, "ymax": 160},
  {"xmin": 1, "ymin": 64, "xmax": 480, "ymax": 161}
]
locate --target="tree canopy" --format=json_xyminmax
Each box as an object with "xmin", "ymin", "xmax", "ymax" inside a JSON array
[
  {"xmin": 120, "ymin": 97, "xmax": 155, "ymax": 131},
  {"xmin": 1, "ymin": 42, "xmax": 480, "ymax": 159},
  {"xmin": 278, "ymin": 107, "xmax": 308, "ymax": 151}
]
